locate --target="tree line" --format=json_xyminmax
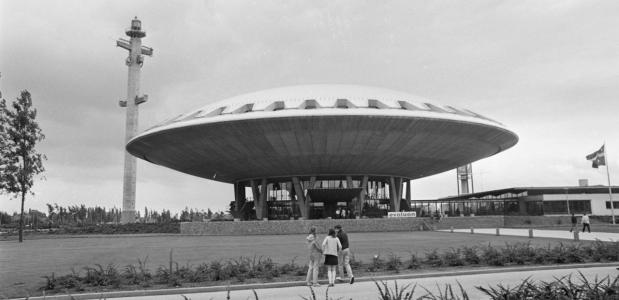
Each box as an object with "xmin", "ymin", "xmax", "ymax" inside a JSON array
[{"xmin": 0, "ymin": 205, "xmax": 223, "ymax": 228}]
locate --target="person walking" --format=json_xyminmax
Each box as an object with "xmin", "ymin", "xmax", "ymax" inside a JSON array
[
  {"xmin": 306, "ymin": 226, "xmax": 322, "ymax": 287},
  {"xmin": 335, "ymin": 224, "xmax": 354, "ymax": 284},
  {"xmin": 322, "ymin": 228, "xmax": 341, "ymax": 287},
  {"xmin": 582, "ymin": 213, "xmax": 591, "ymax": 233},
  {"xmin": 569, "ymin": 213, "xmax": 578, "ymax": 232}
]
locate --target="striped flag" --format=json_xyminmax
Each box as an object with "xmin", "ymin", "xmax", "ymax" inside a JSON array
[{"xmin": 586, "ymin": 145, "xmax": 606, "ymax": 168}]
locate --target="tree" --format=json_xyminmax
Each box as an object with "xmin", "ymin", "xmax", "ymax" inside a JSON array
[
  {"xmin": 0, "ymin": 90, "xmax": 46, "ymax": 242},
  {"xmin": 0, "ymin": 97, "xmax": 14, "ymax": 190}
]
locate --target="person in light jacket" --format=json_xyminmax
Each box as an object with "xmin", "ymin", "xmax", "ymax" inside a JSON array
[
  {"xmin": 322, "ymin": 228, "xmax": 342, "ymax": 287},
  {"xmin": 582, "ymin": 213, "xmax": 591, "ymax": 233},
  {"xmin": 306, "ymin": 226, "xmax": 322, "ymax": 287}
]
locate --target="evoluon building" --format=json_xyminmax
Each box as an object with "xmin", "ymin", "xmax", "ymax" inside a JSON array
[{"xmin": 126, "ymin": 85, "xmax": 518, "ymax": 220}]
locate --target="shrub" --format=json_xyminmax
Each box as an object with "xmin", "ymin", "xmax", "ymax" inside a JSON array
[
  {"xmin": 349, "ymin": 254, "xmax": 363, "ymax": 270},
  {"xmin": 279, "ymin": 257, "xmax": 300, "ymax": 275},
  {"xmin": 501, "ymin": 242, "xmax": 534, "ymax": 265},
  {"xmin": 407, "ymin": 252, "xmax": 421, "ymax": 270},
  {"xmin": 480, "ymin": 244, "xmax": 504, "ymax": 266},
  {"xmin": 56, "ymin": 272, "xmax": 83, "ymax": 290},
  {"xmin": 441, "ymin": 248, "xmax": 464, "ymax": 267},
  {"xmin": 424, "ymin": 249, "xmax": 443, "ymax": 267},
  {"xmin": 375, "ymin": 280, "xmax": 417, "ymax": 300},
  {"xmin": 42, "ymin": 272, "xmax": 56, "ymax": 291},
  {"xmin": 124, "ymin": 257, "xmax": 152, "ymax": 286},
  {"xmin": 83, "ymin": 264, "xmax": 122, "ymax": 287},
  {"xmin": 368, "ymin": 254, "xmax": 385, "ymax": 272},
  {"xmin": 477, "ymin": 272, "xmax": 619, "ymax": 299},
  {"xmin": 461, "ymin": 246, "xmax": 479, "ymax": 265},
  {"xmin": 386, "ymin": 252, "xmax": 403, "ymax": 272},
  {"xmin": 190, "ymin": 263, "xmax": 210, "ymax": 282}
]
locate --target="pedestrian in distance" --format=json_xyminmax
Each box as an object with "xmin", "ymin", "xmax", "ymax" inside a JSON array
[
  {"xmin": 305, "ymin": 226, "xmax": 322, "ymax": 287},
  {"xmin": 582, "ymin": 213, "xmax": 591, "ymax": 233},
  {"xmin": 569, "ymin": 213, "xmax": 577, "ymax": 232},
  {"xmin": 322, "ymin": 228, "xmax": 341, "ymax": 287},
  {"xmin": 335, "ymin": 224, "xmax": 354, "ymax": 284}
]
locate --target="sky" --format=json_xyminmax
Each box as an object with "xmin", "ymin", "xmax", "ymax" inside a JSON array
[{"xmin": 1, "ymin": 0, "xmax": 618, "ymax": 215}]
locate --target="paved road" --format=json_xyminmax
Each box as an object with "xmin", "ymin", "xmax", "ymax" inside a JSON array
[
  {"xmin": 111, "ymin": 266, "xmax": 618, "ymax": 300},
  {"xmin": 440, "ymin": 228, "xmax": 619, "ymax": 241}
]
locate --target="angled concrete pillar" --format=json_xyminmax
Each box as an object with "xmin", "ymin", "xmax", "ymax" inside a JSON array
[
  {"xmin": 260, "ymin": 179, "xmax": 268, "ymax": 219},
  {"xmin": 292, "ymin": 176, "xmax": 310, "ymax": 219},
  {"xmin": 359, "ymin": 175, "xmax": 368, "ymax": 216},
  {"xmin": 286, "ymin": 181, "xmax": 297, "ymax": 218},
  {"xmin": 234, "ymin": 181, "xmax": 246, "ymax": 219},
  {"xmin": 402, "ymin": 179, "xmax": 411, "ymax": 211},
  {"xmin": 250, "ymin": 178, "xmax": 268, "ymax": 220},
  {"xmin": 346, "ymin": 176, "xmax": 353, "ymax": 188},
  {"xmin": 389, "ymin": 176, "xmax": 403, "ymax": 212},
  {"xmin": 309, "ymin": 176, "xmax": 317, "ymax": 188}
]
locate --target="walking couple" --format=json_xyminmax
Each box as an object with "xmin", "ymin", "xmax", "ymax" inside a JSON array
[{"xmin": 306, "ymin": 224, "xmax": 355, "ymax": 287}]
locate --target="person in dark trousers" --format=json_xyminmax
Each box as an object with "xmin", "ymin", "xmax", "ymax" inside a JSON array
[
  {"xmin": 335, "ymin": 224, "xmax": 354, "ymax": 284},
  {"xmin": 581, "ymin": 213, "xmax": 591, "ymax": 233},
  {"xmin": 569, "ymin": 213, "xmax": 578, "ymax": 232}
]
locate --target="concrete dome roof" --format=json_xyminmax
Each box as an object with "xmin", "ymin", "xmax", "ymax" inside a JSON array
[{"xmin": 127, "ymin": 84, "xmax": 518, "ymax": 183}]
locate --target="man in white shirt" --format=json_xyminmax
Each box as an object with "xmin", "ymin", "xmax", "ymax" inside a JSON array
[{"xmin": 581, "ymin": 213, "xmax": 591, "ymax": 233}]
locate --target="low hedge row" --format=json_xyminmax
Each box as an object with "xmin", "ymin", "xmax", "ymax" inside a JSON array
[{"xmin": 40, "ymin": 241, "xmax": 619, "ymax": 295}]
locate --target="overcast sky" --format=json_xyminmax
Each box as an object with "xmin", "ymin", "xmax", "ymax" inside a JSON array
[{"xmin": 1, "ymin": 0, "xmax": 618, "ymax": 214}]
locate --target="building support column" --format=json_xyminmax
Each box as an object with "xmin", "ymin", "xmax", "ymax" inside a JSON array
[
  {"xmin": 359, "ymin": 175, "xmax": 368, "ymax": 216},
  {"xmin": 233, "ymin": 181, "xmax": 247, "ymax": 220},
  {"xmin": 389, "ymin": 176, "xmax": 403, "ymax": 212},
  {"xmin": 346, "ymin": 176, "xmax": 354, "ymax": 188},
  {"xmin": 292, "ymin": 176, "xmax": 310, "ymax": 219},
  {"xmin": 251, "ymin": 178, "xmax": 268, "ymax": 220},
  {"xmin": 309, "ymin": 176, "xmax": 317, "ymax": 188},
  {"xmin": 286, "ymin": 182, "xmax": 297, "ymax": 218},
  {"xmin": 402, "ymin": 179, "xmax": 411, "ymax": 211}
]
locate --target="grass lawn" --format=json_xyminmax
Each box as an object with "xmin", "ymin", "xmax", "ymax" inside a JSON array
[{"xmin": 0, "ymin": 231, "xmax": 591, "ymax": 298}]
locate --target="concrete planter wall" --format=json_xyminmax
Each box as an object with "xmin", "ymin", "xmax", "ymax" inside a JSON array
[{"xmin": 180, "ymin": 215, "xmax": 590, "ymax": 235}]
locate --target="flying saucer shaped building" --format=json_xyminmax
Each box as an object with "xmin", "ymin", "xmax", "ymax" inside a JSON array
[{"xmin": 127, "ymin": 85, "xmax": 518, "ymax": 220}]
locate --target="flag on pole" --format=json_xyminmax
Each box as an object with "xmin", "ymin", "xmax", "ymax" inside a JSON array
[{"xmin": 586, "ymin": 145, "xmax": 606, "ymax": 168}]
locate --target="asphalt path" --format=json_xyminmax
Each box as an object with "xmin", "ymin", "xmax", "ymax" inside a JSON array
[
  {"xmin": 441, "ymin": 228, "xmax": 619, "ymax": 242},
  {"xmin": 111, "ymin": 266, "xmax": 619, "ymax": 300}
]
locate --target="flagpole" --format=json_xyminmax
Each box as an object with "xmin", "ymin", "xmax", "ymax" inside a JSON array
[{"xmin": 603, "ymin": 143, "xmax": 616, "ymax": 225}]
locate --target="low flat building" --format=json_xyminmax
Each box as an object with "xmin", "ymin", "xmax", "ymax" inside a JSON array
[{"xmin": 414, "ymin": 186, "xmax": 619, "ymax": 217}]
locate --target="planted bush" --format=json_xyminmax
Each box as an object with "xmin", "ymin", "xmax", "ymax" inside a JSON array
[
  {"xmin": 385, "ymin": 252, "xmax": 403, "ymax": 272},
  {"xmin": 460, "ymin": 246, "xmax": 479, "ymax": 265},
  {"xmin": 40, "ymin": 241, "xmax": 619, "ymax": 295},
  {"xmin": 407, "ymin": 252, "xmax": 421, "ymax": 270},
  {"xmin": 481, "ymin": 244, "xmax": 504, "ymax": 266},
  {"xmin": 441, "ymin": 248, "xmax": 464, "ymax": 267},
  {"xmin": 424, "ymin": 249, "xmax": 443, "ymax": 267}
]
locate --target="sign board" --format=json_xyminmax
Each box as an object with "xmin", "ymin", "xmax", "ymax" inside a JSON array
[{"xmin": 387, "ymin": 211, "xmax": 417, "ymax": 218}]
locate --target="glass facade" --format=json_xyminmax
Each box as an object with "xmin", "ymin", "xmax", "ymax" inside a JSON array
[
  {"xmin": 242, "ymin": 176, "xmax": 399, "ymax": 219},
  {"xmin": 429, "ymin": 188, "xmax": 598, "ymax": 217}
]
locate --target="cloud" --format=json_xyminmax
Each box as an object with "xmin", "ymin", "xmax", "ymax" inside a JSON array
[{"xmin": 2, "ymin": 0, "xmax": 619, "ymax": 214}]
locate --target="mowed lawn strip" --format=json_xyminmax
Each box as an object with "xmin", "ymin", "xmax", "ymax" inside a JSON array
[{"xmin": 0, "ymin": 231, "xmax": 589, "ymax": 298}]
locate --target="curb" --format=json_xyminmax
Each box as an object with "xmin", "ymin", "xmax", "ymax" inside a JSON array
[{"xmin": 17, "ymin": 262, "xmax": 619, "ymax": 300}]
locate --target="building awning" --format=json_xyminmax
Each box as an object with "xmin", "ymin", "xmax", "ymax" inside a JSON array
[{"xmin": 307, "ymin": 188, "xmax": 363, "ymax": 203}]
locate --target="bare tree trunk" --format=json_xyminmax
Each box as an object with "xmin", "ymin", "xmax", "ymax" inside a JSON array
[{"xmin": 19, "ymin": 190, "xmax": 25, "ymax": 243}]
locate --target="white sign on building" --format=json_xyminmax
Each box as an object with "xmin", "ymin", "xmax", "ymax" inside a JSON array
[{"xmin": 387, "ymin": 211, "xmax": 417, "ymax": 218}]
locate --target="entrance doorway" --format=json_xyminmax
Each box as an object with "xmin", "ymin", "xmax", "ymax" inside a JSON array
[{"xmin": 307, "ymin": 188, "xmax": 362, "ymax": 219}]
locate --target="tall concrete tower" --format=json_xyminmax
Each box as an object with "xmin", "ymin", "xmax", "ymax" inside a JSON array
[
  {"xmin": 117, "ymin": 17, "xmax": 153, "ymax": 223},
  {"xmin": 456, "ymin": 164, "xmax": 474, "ymax": 195}
]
